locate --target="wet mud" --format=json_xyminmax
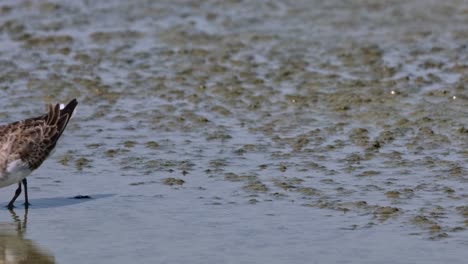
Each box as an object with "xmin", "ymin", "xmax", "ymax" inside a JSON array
[{"xmin": 0, "ymin": 0, "xmax": 466, "ymax": 263}]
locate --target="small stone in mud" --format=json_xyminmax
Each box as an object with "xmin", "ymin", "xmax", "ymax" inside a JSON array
[
  {"xmin": 206, "ymin": 131, "xmax": 232, "ymax": 141},
  {"xmin": 358, "ymin": 170, "xmax": 380, "ymax": 177},
  {"xmin": 296, "ymin": 187, "xmax": 319, "ymax": 196},
  {"xmin": 73, "ymin": 195, "xmax": 91, "ymax": 199},
  {"xmin": 319, "ymin": 178, "xmax": 334, "ymax": 184},
  {"xmin": 430, "ymin": 233, "xmax": 449, "ymax": 240},
  {"xmin": 457, "ymin": 126, "xmax": 468, "ymax": 134},
  {"xmin": 209, "ymin": 159, "xmax": 227, "ymax": 168},
  {"xmin": 39, "ymin": 2, "xmax": 62, "ymax": 12},
  {"xmin": 370, "ymin": 140, "xmax": 381, "ymax": 149},
  {"xmin": 249, "ymin": 198, "xmax": 259, "ymax": 204},
  {"xmin": 377, "ymin": 206, "xmax": 400, "ymax": 214},
  {"xmin": 349, "ymin": 128, "xmax": 370, "ymax": 146},
  {"xmin": 58, "ymin": 154, "xmax": 71, "ymax": 166},
  {"xmin": 145, "ymin": 141, "xmax": 160, "ymax": 149},
  {"xmin": 274, "ymin": 181, "xmax": 296, "ymax": 190},
  {"xmin": 25, "ymin": 35, "xmax": 73, "ymax": 47},
  {"xmin": 293, "ymin": 136, "xmax": 309, "ymax": 151},
  {"xmin": 75, "ymin": 157, "xmax": 91, "ymax": 170},
  {"xmin": 385, "ymin": 191, "xmax": 401, "ymax": 198},
  {"xmin": 130, "ymin": 181, "xmax": 157, "ymax": 186},
  {"xmin": 124, "ymin": 140, "xmax": 137, "ymax": 148},
  {"xmin": 278, "ymin": 164, "xmax": 287, "ymax": 172},
  {"xmin": 105, "ymin": 148, "xmax": 129, "ymax": 158},
  {"xmin": 456, "ymin": 206, "xmax": 468, "ymax": 217},
  {"xmin": 224, "ymin": 173, "xmax": 256, "ymax": 182},
  {"xmin": 429, "ymin": 224, "xmax": 442, "ymax": 233},
  {"xmin": 412, "ymin": 215, "xmax": 437, "ymax": 226},
  {"xmin": 270, "ymin": 192, "xmax": 288, "ymax": 198},
  {"xmin": 235, "ymin": 144, "xmax": 259, "ymax": 155},
  {"xmin": 374, "ymin": 206, "xmax": 400, "ymax": 220},
  {"xmin": 243, "ymin": 181, "xmax": 268, "ymax": 192},
  {"xmin": 130, "ymin": 182, "xmax": 145, "ymax": 186},
  {"xmin": 355, "ymin": 201, "xmax": 368, "ymax": 207},
  {"xmin": 89, "ymin": 30, "xmax": 144, "ymax": 43},
  {"xmin": 210, "ymin": 105, "xmax": 231, "ymax": 116},
  {"xmin": 339, "ymin": 207, "xmax": 350, "ymax": 213},
  {"xmin": 196, "ymin": 117, "xmax": 209, "ymax": 123},
  {"xmin": 162, "ymin": 178, "xmax": 185, "ymax": 186},
  {"xmin": 86, "ymin": 143, "xmax": 103, "ymax": 149},
  {"xmin": 443, "ymin": 187, "xmax": 455, "ymax": 194},
  {"xmin": 289, "ymin": 178, "xmax": 304, "ymax": 184}
]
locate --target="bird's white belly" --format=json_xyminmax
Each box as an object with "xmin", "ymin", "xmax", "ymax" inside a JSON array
[{"xmin": 0, "ymin": 160, "xmax": 32, "ymax": 188}]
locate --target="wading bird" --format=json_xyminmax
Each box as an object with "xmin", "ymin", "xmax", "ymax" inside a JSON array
[{"xmin": 0, "ymin": 99, "xmax": 78, "ymax": 209}]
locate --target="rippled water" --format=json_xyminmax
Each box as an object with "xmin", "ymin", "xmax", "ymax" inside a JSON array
[{"xmin": 0, "ymin": 0, "xmax": 467, "ymax": 263}]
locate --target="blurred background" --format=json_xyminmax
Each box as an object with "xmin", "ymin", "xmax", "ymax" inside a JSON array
[{"xmin": 0, "ymin": 0, "xmax": 466, "ymax": 263}]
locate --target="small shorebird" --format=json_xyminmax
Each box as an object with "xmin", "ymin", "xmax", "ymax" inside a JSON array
[{"xmin": 0, "ymin": 99, "xmax": 78, "ymax": 209}]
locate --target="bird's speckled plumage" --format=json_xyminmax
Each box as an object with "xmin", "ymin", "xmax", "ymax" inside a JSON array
[{"xmin": 0, "ymin": 99, "xmax": 77, "ymax": 208}]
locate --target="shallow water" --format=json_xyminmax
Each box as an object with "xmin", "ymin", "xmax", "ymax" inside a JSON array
[{"xmin": 0, "ymin": 0, "xmax": 467, "ymax": 263}]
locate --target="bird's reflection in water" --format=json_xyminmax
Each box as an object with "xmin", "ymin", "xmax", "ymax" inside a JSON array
[{"xmin": 0, "ymin": 209, "xmax": 55, "ymax": 264}]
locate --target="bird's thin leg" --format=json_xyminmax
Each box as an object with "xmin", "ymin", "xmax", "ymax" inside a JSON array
[
  {"xmin": 22, "ymin": 179, "xmax": 30, "ymax": 207},
  {"xmin": 7, "ymin": 182, "xmax": 22, "ymax": 209}
]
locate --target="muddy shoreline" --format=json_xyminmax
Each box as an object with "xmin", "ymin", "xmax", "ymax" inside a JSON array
[{"xmin": 0, "ymin": 0, "xmax": 466, "ymax": 263}]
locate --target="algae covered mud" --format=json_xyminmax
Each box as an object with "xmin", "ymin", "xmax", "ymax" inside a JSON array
[{"xmin": 0, "ymin": 0, "xmax": 467, "ymax": 263}]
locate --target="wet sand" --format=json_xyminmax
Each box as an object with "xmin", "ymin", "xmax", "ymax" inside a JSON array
[{"xmin": 0, "ymin": 0, "xmax": 467, "ymax": 263}]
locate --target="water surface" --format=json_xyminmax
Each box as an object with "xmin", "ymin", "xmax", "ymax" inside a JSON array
[{"xmin": 0, "ymin": 0, "xmax": 467, "ymax": 263}]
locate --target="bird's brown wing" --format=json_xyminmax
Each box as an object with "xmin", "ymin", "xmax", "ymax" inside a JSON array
[{"xmin": 1, "ymin": 99, "xmax": 78, "ymax": 170}]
